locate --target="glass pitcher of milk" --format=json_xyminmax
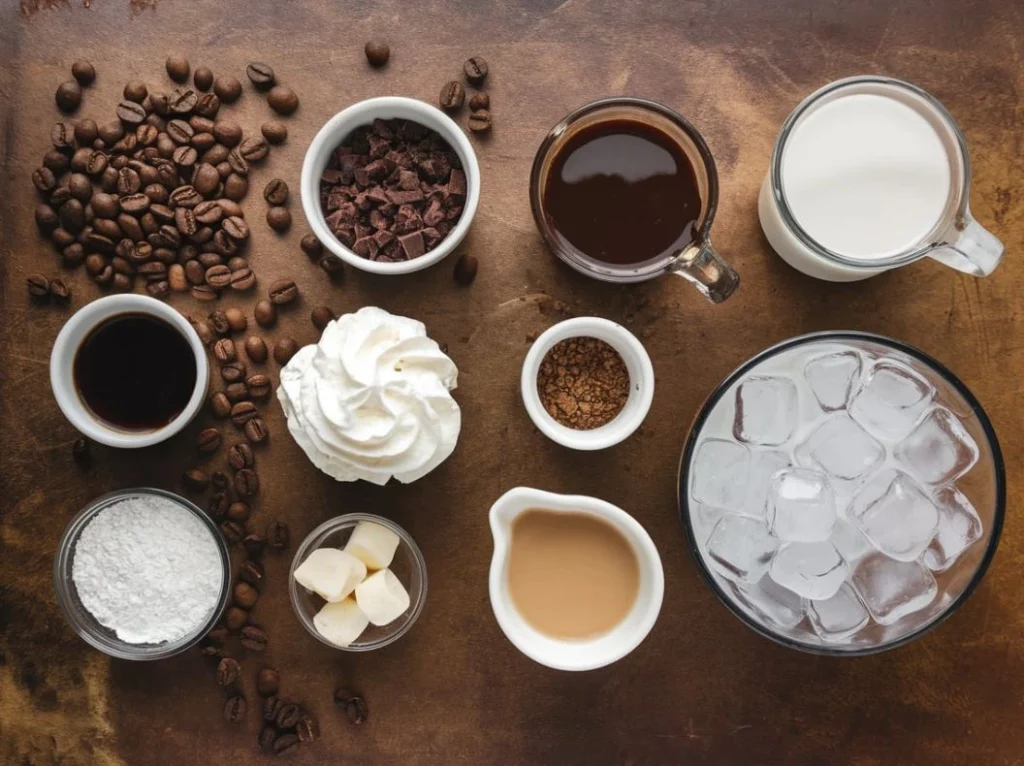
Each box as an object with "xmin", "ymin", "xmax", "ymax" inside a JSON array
[{"xmin": 759, "ymin": 76, "xmax": 1003, "ymax": 282}]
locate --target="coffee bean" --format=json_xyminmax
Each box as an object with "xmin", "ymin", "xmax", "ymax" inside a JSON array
[
  {"xmin": 238, "ymin": 139, "xmax": 269, "ymax": 165},
  {"xmin": 192, "ymin": 163, "xmax": 220, "ymax": 196},
  {"xmin": 273, "ymin": 338, "xmax": 299, "ymax": 365},
  {"xmin": 74, "ymin": 119, "xmax": 99, "ymax": 146},
  {"xmin": 297, "ymin": 711, "xmax": 319, "ymax": 743},
  {"xmin": 243, "ymin": 534, "xmax": 266, "ymax": 558},
  {"xmin": 266, "ymin": 86, "xmax": 299, "ymax": 115},
  {"xmin": 234, "ymin": 581, "xmax": 259, "ymax": 609},
  {"xmin": 208, "ymin": 491, "xmax": 229, "ymax": 519},
  {"xmin": 172, "ymin": 145, "xmax": 199, "ymax": 169},
  {"xmin": 263, "ymin": 179, "xmax": 289, "ymax": 206},
  {"xmin": 212, "ymin": 120, "xmax": 242, "ymax": 147},
  {"xmin": 310, "ymin": 306, "xmax": 336, "ymax": 332},
  {"xmin": 214, "ymin": 75, "xmax": 242, "ymax": 103},
  {"xmin": 464, "ymin": 55, "xmax": 490, "ymax": 86},
  {"xmin": 170, "ymin": 184, "xmax": 204, "ymax": 208},
  {"xmin": 166, "ymin": 263, "xmax": 187, "ymax": 292},
  {"xmin": 220, "ymin": 520, "xmax": 247, "ymax": 545},
  {"xmin": 193, "ymin": 66, "xmax": 214, "ymax": 91},
  {"xmin": 209, "ymin": 391, "xmax": 232, "ymax": 418},
  {"xmin": 228, "ymin": 442, "xmax": 255, "ymax": 470},
  {"xmin": 267, "ymin": 279, "xmax": 298, "ymax": 305},
  {"xmin": 223, "ymin": 173, "xmax": 248, "ymax": 201},
  {"xmin": 246, "ymin": 374, "xmax": 272, "ymax": 399},
  {"xmin": 204, "ymin": 308, "xmax": 228, "ymax": 336},
  {"xmin": 263, "ymin": 695, "xmax": 284, "ymax": 723},
  {"xmin": 292, "ymin": 235, "xmax": 321, "ymax": 263},
  {"xmin": 166, "ymin": 55, "xmax": 191, "ymax": 83},
  {"xmin": 224, "ymin": 382, "xmax": 248, "ymax": 403},
  {"xmin": 217, "ymin": 657, "xmax": 240, "ymax": 686},
  {"xmin": 223, "ymin": 695, "xmax": 246, "ymax": 724},
  {"xmin": 193, "ymin": 92, "xmax": 220, "ymax": 118},
  {"xmin": 221, "ymin": 362, "xmax": 247, "ymax": 384},
  {"xmin": 227, "ymin": 149, "xmax": 249, "ymax": 176},
  {"xmin": 120, "ymin": 81, "xmax": 146, "ymax": 103},
  {"xmin": 182, "ymin": 468, "xmax": 210, "ymax": 492},
  {"xmin": 185, "ymin": 260, "xmax": 207, "ymax": 287},
  {"xmin": 173, "ymin": 206, "xmax": 197, "ymax": 237},
  {"xmin": 276, "ymin": 702, "xmax": 300, "ymax": 729},
  {"xmin": 50, "ymin": 122, "xmax": 75, "ymax": 151},
  {"xmin": 169, "ymin": 87, "xmax": 199, "ymax": 114},
  {"xmin": 35, "ymin": 204, "xmax": 59, "ymax": 232},
  {"xmin": 211, "ymin": 470, "xmax": 229, "ymax": 491},
  {"xmin": 194, "ymin": 199, "xmax": 223, "ymax": 225},
  {"xmin": 273, "ymin": 734, "xmax": 298, "ymax": 755},
  {"xmin": 469, "ymin": 92, "xmax": 490, "ymax": 111},
  {"xmin": 98, "ymin": 267, "xmax": 119, "ymax": 288},
  {"xmin": 364, "ymin": 41, "xmax": 390, "ymax": 67},
  {"xmin": 266, "ymin": 206, "xmax": 291, "ymax": 233},
  {"xmin": 191, "ymin": 131, "xmax": 216, "ymax": 152},
  {"xmin": 254, "ymin": 299, "xmax": 277, "ymax": 328},
  {"xmin": 230, "ymin": 401, "xmax": 257, "ymax": 426},
  {"xmin": 234, "ymin": 468, "xmax": 259, "ymax": 497},
  {"xmin": 240, "ymin": 559, "xmax": 264, "ymax": 586},
  {"xmin": 222, "ymin": 216, "xmax": 250, "ymax": 241},
  {"xmin": 227, "ymin": 501, "xmax": 250, "ymax": 522},
  {"xmin": 319, "ymin": 256, "xmax": 346, "ymax": 279},
  {"xmin": 218, "ymin": 308, "xmax": 244, "ymax": 333},
  {"xmin": 115, "ymin": 100, "xmax": 146, "ymax": 125},
  {"xmin": 244, "ymin": 417, "xmax": 268, "ymax": 443},
  {"xmin": 454, "ymin": 253, "xmax": 479, "ymax": 285},
  {"xmin": 72, "ymin": 437, "xmax": 92, "ymax": 467},
  {"xmin": 196, "ymin": 427, "xmax": 222, "ymax": 453},
  {"xmin": 334, "ymin": 691, "xmax": 369, "ymax": 725},
  {"xmin": 71, "ymin": 60, "xmax": 95, "ymax": 86},
  {"xmin": 240, "ymin": 625, "xmax": 268, "ymax": 651},
  {"xmin": 261, "ymin": 120, "xmax": 287, "ymax": 145},
  {"xmin": 244, "ymin": 336, "xmax": 268, "ymax": 364},
  {"xmin": 26, "ymin": 274, "xmax": 50, "ymax": 299},
  {"xmin": 246, "ymin": 62, "xmax": 276, "ymax": 89},
  {"xmin": 61, "ymin": 244, "xmax": 86, "ymax": 268},
  {"xmin": 206, "ymin": 264, "xmax": 232, "ymax": 290},
  {"xmin": 32, "ymin": 167, "xmax": 57, "ymax": 194},
  {"xmin": 119, "ymin": 193, "xmax": 150, "ymax": 214},
  {"xmin": 48, "ymin": 279, "xmax": 72, "ymax": 303},
  {"xmin": 56, "ymin": 81, "xmax": 82, "ymax": 113},
  {"xmin": 468, "ymin": 109, "xmax": 492, "ymax": 133},
  {"xmin": 258, "ymin": 727, "xmax": 277, "ymax": 753},
  {"xmin": 266, "ymin": 520, "xmax": 289, "ymax": 551},
  {"xmin": 439, "ymin": 81, "xmax": 465, "ymax": 110},
  {"xmin": 229, "ymin": 267, "xmax": 256, "ymax": 291},
  {"xmin": 85, "ymin": 150, "xmax": 108, "ymax": 175},
  {"xmin": 225, "ymin": 605, "xmax": 249, "ymax": 631},
  {"xmin": 138, "ymin": 261, "xmax": 168, "ymax": 281}
]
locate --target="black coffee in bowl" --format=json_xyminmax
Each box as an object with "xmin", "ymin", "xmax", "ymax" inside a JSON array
[{"xmin": 73, "ymin": 313, "xmax": 196, "ymax": 430}]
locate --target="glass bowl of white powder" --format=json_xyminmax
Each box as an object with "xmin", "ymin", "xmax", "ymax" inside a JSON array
[{"xmin": 54, "ymin": 488, "xmax": 231, "ymax": 660}]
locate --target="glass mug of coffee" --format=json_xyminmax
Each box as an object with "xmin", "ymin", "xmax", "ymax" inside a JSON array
[
  {"xmin": 759, "ymin": 75, "xmax": 1004, "ymax": 282},
  {"xmin": 530, "ymin": 97, "xmax": 740, "ymax": 304}
]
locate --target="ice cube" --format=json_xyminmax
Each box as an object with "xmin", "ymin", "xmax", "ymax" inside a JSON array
[
  {"xmin": 732, "ymin": 575, "xmax": 806, "ymax": 629},
  {"xmin": 706, "ymin": 515, "xmax": 779, "ymax": 584},
  {"xmin": 808, "ymin": 583, "xmax": 870, "ymax": 642},
  {"xmin": 922, "ymin": 486, "xmax": 983, "ymax": 572},
  {"xmin": 795, "ymin": 414, "xmax": 885, "ymax": 486},
  {"xmin": 769, "ymin": 542, "xmax": 848, "ymax": 600},
  {"xmin": 733, "ymin": 375, "xmax": 799, "ymax": 446},
  {"xmin": 829, "ymin": 518, "xmax": 872, "ymax": 564},
  {"xmin": 849, "ymin": 359, "xmax": 935, "ymax": 440},
  {"xmin": 804, "ymin": 351, "xmax": 862, "ymax": 412},
  {"xmin": 895, "ymin": 407, "xmax": 980, "ymax": 486},
  {"xmin": 691, "ymin": 439, "xmax": 750, "ymax": 512},
  {"xmin": 766, "ymin": 468, "xmax": 837, "ymax": 542},
  {"xmin": 848, "ymin": 470, "xmax": 938, "ymax": 562},
  {"xmin": 851, "ymin": 553, "xmax": 937, "ymax": 626},
  {"xmin": 745, "ymin": 450, "xmax": 791, "ymax": 516}
]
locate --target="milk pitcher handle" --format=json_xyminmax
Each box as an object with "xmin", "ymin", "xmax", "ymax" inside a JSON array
[
  {"xmin": 670, "ymin": 238, "xmax": 740, "ymax": 303},
  {"xmin": 928, "ymin": 207, "xmax": 1004, "ymax": 277}
]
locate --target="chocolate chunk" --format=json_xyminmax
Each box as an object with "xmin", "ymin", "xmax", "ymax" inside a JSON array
[
  {"xmin": 398, "ymin": 230, "xmax": 425, "ymax": 259},
  {"xmin": 448, "ymin": 169, "xmax": 467, "ymax": 199}
]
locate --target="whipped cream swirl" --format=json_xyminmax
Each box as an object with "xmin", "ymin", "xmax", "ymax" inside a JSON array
[{"xmin": 277, "ymin": 307, "xmax": 460, "ymax": 485}]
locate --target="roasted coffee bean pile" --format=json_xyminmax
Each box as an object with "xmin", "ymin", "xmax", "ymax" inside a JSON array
[
  {"xmin": 439, "ymin": 56, "xmax": 493, "ymax": 133},
  {"xmin": 319, "ymin": 118, "xmax": 467, "ymax": 262}
]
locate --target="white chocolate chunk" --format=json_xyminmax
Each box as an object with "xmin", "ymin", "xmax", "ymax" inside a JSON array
[
  {"xmin": 293, "ymin": 548, "xmax": 367, "ymax": 603},
  {"xmin": 313, "ymin": 598, "xmax": 369, "ymax": 647},
  {"xmin": 345, "ymin": 521, "xmax": 401, "ymax": 570},
  {"xmin": 355, "ymin": 568, "xmax": 410, "ymax": 626}
]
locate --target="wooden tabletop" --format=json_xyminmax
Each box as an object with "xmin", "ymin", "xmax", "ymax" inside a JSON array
[{"xmin": 2, "ymin": 0, "xmax": 1022, "ymax": 763}]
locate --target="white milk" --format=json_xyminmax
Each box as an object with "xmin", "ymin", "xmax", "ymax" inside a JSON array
[{"xmin": 760, "ymin": 93, "xmax": 952, "ymax": 280}]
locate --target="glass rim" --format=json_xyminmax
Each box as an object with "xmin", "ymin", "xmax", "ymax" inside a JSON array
[
  {"xmin": 676, "ymin": 331, "xmax": 1006, "ymax": 657},
  {"xmin": 529, "ymin": 96, "xmax": 719, "ymax": 281},
  {"xmin": 769, "ymin": 75, "xmax": 971, "ymax": 270},
  {"xmin": 53, "ymin": 487, "xmax": 231, "ymax": 661}
]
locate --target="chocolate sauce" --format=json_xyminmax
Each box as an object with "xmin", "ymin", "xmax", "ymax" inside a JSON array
[
  {"xmin": 73, "ymin": 313, "xmax": 196, "ymax": 430},
  {"xmin": 543, "ymin": 119, "xmax": 702, "ymax": 265}
]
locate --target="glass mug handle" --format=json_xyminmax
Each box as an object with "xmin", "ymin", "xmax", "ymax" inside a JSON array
[
  {"xmin": 927, "ymin": 206, "xmax": 1004, "ymax": 277},
  {"xmin": 669, "ymin": 237, "xmax": 741, "ymax": 303}
]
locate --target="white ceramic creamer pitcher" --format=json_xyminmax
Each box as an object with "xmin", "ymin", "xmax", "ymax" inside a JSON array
[{"xmin": 488, "ymin": 487, "xmax": 664, "ymax": 671}]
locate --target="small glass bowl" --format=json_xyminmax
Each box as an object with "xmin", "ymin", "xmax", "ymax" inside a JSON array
[
  {"xmin": 289, "ymin": 514, "xmax": 427, "ymax": 651},
  {"xmin": 54, "ymin": 488, "xmax": 231, "ymax": 661}
]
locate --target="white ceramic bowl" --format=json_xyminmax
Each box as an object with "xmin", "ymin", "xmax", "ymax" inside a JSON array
[
  {"xmin": 488, "ymin": 487, "xmax": 664, "ymax": 671},
  {"xmin": 521, "ymin": 317, "xmax": 655, "ymax": 450},
  {"xmin": 49, "ymin": 294, "xmax": 210, "ymax": 448},
  {"xmin": 300, "ymin": 96, "xmax": 481, "ymax": 275}
]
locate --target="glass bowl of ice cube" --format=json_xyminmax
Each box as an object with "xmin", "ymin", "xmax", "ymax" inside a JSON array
[
  {"xmin": 678, "ymin": 332, "xmax": 1005, "ymax": 655},
  {"xmin": 289, "ymin": 514, "xmax": 427, "ymax": 651}
]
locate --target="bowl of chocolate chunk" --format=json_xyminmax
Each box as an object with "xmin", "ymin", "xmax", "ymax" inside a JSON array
[{"xmin": 300, "ymin": 97, "xmax": 480, "ymax": 274}]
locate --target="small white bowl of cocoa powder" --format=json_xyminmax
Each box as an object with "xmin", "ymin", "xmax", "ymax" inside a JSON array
[{"xmin": 521, "ymin": 317, "xmax": 655, "ymax": 450}]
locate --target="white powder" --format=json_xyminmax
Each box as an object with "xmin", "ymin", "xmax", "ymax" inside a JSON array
[{"xmin": 72, "ymin": 494, "xmax": 224, "ymax": 645}]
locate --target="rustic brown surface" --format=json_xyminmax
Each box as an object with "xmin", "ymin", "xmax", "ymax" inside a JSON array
[{"xmin": 1, "ymin": 0, "xmax": 1023, "ymax": 763}]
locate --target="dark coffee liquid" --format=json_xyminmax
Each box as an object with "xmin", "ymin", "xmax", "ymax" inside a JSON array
[
  {"xmin": 73, "ymin": 313, "xmax": 196, "ymax": 430},
  {"xmin": 543, "ymin": 119, "xmax": 702, "ymax": 265}
]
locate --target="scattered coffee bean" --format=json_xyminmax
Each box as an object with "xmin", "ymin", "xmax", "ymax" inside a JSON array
[
  {"xmin": 182, "ymin": 468, "xmax": 210, "ymax": 492},
  {"xmin": 208, "ymin": 309, "xmax": 231, "ymax": 336},
  {"xmin": 256, "ymin": 667, "xmax": 280, "ymax": 697},
  {"xmin": 244, "ymin": 336, "xmax": 268, "ymax": 363},
  {"xmin": 213, "ymin": 76, "xmax": 242, "ymax": 103},
  {"xmin": 243, "ymin": 533, "xmax": 266, "ymax": 559},
  {"xmin": 48, "ymin": 278, "xmax": 72, "ymax": 303},
  {"xmin": 464, "ymin": 56, "xmax": 489, "ymax": 85},
  {"xmin": 71, "ymin": 60, "xmax": 96, "ymax": 86},
  {"xmin": 300, "ymin": 233, "xmax": 323, "ymax": 260},
  {"xmin": 213, "ymin": 338, "xmax": 237, "ymax": 363},
  {"xmin": 263, "ymin": 695, "xmax": 284, "ymax": 723},
  {"xmin": 200, "ymin": 644, "xmax": 224, "ymax": 659},
  {"xmin": 469, "ymin": 92, "xmax": 490, "ymax": 111},
  {"xmin": 273, "ymin": 338, "xmax": 299, "ymax": 365},
  {"xmin": 244, "ymin": 417, "xmax": 268, "ymax": 443},
  {"xmin": 208, "ymin": 491, "xmax": 229, "ymax": 519},
  {"xmin": 266, "ymin": 206, "xmax": 292, "ymax": 233},
  {"xmin": 225, "ymin": 605, "xmax": 249, "ymax": 631},
  {"xmin": 209, "ymin": 391, "xmax": 232, "ymax": 418},
  {"xmin": 224, "ymin": 307, "xmax": 247, "ymax": 332},
  {"xmin": 273, "ymin": 734, "xmax": 299, "ymax": 755},
  {"xmin": 230, "ymin": 267, "xmax": 256, "ymax": 291},
  {"xmin": 254, "ymin": 299, "xmax": 277, "ymax": 327},
  {"xmin": 454, "ymin": 253, "xmax": 479, "ymax": 285},
  {"xmin": 266, "ymin": 521, "xmax": 289, "ymax": 551},
  {"xmin": 234, "ymin": 468, "xmax": 259, "ymax": 497},
  {"xmin": 211, "ymin": 471, "xmax": 229, "ymax": 491},
  {"xmin": 263, "ymin": 178, "xmax": 289, "ymax": 205},
  {"xmin": 364, "ymin": 41, "xmax": 390, "ymax": 67},
  {"xmin": 276, "ymin": 702, "xmax": 301, "ymax": 729},
  {"xmin": 56, "ymin": 81, "xmax": 82, "ymax": 113},
  {"xmin": 72, "ymin": 437, "xmax": 92, "ymax": 467},
  {"xmin": 234, "ymin": 581, "xmax": 259, "ymax": 609},
  {"xmin": 334, "ymin": 690, "xmax": 369, "ymax": 725},
  {"xmin": 268, "ymin": 279, "xmax": 298, "ymax": 305},
  {"xmin": 222, "ymin": 361, "xmax": 247, "ymax": 383},
  {"xmin": 227, "ymin": 501, "xmax": 250, "ymax": 522},
  {"xmin": 266, "ymin": 85, "xmax": 299, "ymax": 115},
  {"xmin": 311, "ymin": 306, "xmax": 336, "ymax": 332},
  {"xmin": 206, "ymin": 626, "xmax": 229, "ymax": 644},
  {"xmin": 166, "ymin": 55, "xmax": 191, "ymax": 83},
  {"xmin": 246, "ymin": 62, "xmax": 276, "ymax": 90},
  {"xmin": 246, "ymin": 374, "xmax": 271, "ymax": 399},
  {"xmin": 217, "ymin": 657, "xmax": 241, "ymax": 686},
  {"xmin": 227, "ymin": 442, "xmax": 255, "ymax": 470},
  {"xmin": 319, "ymin": 255, "xmax": 345, "ymax": 278},
  {"xmin": 240, "ymin": 559, "xmax": 264, "ymax": 586},
  {"xmin": 196, "ymin": 427, "xmax": 222, "ymax": 453},
  {"xmin": 224, "ymin": 381, "xmax": 248, "ymax": 403},
  {"xmin": 261, "ymin": 120, "xmax": 287, "ymax": 145},
  {"xmin": 223, "ymin": 695, "xmax": 246, "ymax": 724},
  {"xmin": 27, "ymin": 273, "xmax": 50, "ymax": 298},
  {"xmin": 439, "ymin": 81, "xmax": 465, "ymax": 110},
  {"xmin": 220, "ymin": 520, "xmax": 247, "ymax": 544},
  {"xmin": 297, "ymin": 711, "xmax": 320, "ymax": 743},
  {"xmin": 468, "ymin": 109, "xmax": 492, "ymax": 133},
  {"xmin": 193, "ymin": 66, "xmax": 214, "ymax": 92},
  {"xmin": 230, "ymin": 401, "xmax": 258, "ymax": 426},
  {"xmin": 240, "ymin": 625, "xmax": 268, "ymax": 651},
  {"xmin": 123, "ymin": 80, "xmax": 147, "ymax": 103},
  {"xmin": 259, "ymin": 727, "xmax": 277, "ymax": 752}
]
